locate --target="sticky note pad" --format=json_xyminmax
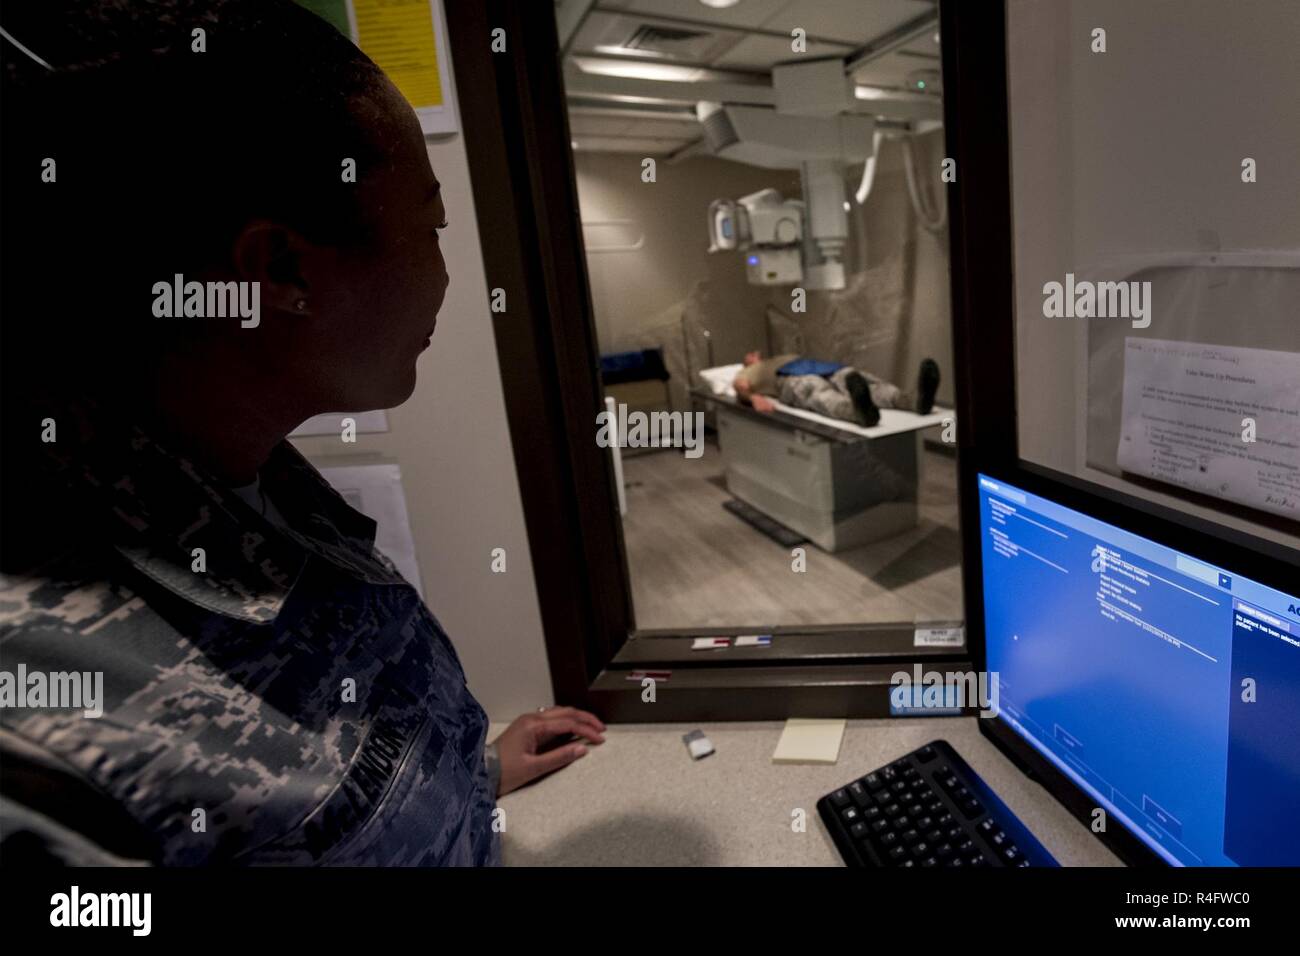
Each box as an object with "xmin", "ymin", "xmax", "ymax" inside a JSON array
[{"xmin": 771, "ymin": 718, "xmax": 846, "ymax": 765}]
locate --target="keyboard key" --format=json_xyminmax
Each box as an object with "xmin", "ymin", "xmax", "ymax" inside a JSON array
[
  {"xmin": 1003, "ymin": 845, "xmax": 1022, "ymax": 863},
  {"xmin": 907, "ymin": 803, "xmax": 924, "ymax": 817},
  {"xmin": 902, "ymin": 829, "xmax": 920, "ymax": 845},
  {"xmin": 831, "ymin": 788, "xmax": 851, "ymax": 808},
  {"xmin": 961, "ymin": 798, "xmax": 984, "ymax": 819},
  {"xmin": 925, "ymin": 829, "xmax": 942, "ymax": 843},
  {"xmin": 864, "ymin": 772, "xmax": 884, "ymax": 791},
  {"xmin": 916, "ymin": 816, "xmax": 934, "ymax": 830},
  {"xmin": 879, "ymin": 831, "xmax": 898, "ymax": 847},
  {"xmin": 888, "ymin": 846, "xmax": 907, "ymax": 863},
  {"xmin": 917, "ymin": 745, "xmax": 937, "ymax": 762},
  {"xmin": 871, "ymin": 819, "xmax": 889, "ymax": 834},
  {"xmin": 893, "ymin": 815, "xmax": 911, "ymax": 831},
  {"xmin": 912, "ymin": 842, "xmax": 929, "ymax": 857},
  {"xmin": 977, "ymin": 819, "xmax": 996, "ymax": 835},
  {"xmin": 968, "ymin": 854, "xmax": 988, "ymax": 867},
  {"xmin": 884, "ymin": 803, "xmax": 901, "ymax": 817},
  {"xmin": 946, "ymin": 856, "xmax": 964, "ymax": 867},
  {"xmin": 937, "ymin": 812, "xmax": 954, "ymax": 826},
  {"xmin": 863, "ymin": 805, "xmax": 881, "ymax": 820},
  {"xmin": 841, "ymin": 807, "xmax": 860, "ymax": 825},
  {"xmin": 881, "ymin": 767, "xmax": 897, "ymax": 782},
  {"xmin": 850, "ymin": 822, "xmax": 868, "ymax": 840},
  {"xmin": 936, "ymin": 843, "xmax": 954, "ymax": 859},
  {"xmin": 921, "ymin": 856, "xmax": 938, "ymax": 867}
]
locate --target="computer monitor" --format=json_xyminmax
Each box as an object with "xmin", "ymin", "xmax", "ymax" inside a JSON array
[{"xmin": 974, "ymin": 471, "xmax": 1300, "ymax": 866}]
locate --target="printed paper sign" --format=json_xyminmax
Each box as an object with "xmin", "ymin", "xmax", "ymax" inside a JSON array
[{"xmin": 1117, "ymin": 339, "xmax": 1300, "ymax": 520}]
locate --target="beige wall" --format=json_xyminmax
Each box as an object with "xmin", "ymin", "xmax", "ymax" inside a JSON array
[
  {"xmin": 573, "ymin": 138, "xmax": 954, "ymax": 409},
  {"xmin": 292, "ymin": 135, "xmax": 554, "ymax": 722},
  {"xmin": 574, "ymin": 152, "xmax": 793, "ymax": 410}
]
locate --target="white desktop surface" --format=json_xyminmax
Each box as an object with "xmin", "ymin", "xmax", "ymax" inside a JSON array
[{"xmin": 492, "ymin": 716, "xmax": 1123, "ymax": 866}]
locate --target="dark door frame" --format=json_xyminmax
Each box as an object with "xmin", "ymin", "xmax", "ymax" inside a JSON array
[{"xmin": 443, "ymin": 0, "xmax": 1002, "ymax": 719}]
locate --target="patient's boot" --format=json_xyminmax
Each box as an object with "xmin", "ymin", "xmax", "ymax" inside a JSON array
[
  {"xmin": 845, "ymin": 372, "xmax": 881, "ymax": 426},
  {"xmin": 916, "ymin": 358, "xmax": 940, "ymax": 414}
]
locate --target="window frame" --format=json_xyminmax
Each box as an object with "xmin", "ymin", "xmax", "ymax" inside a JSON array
[{"xmin": 443, "ymin": 0, "xmax": 1001, "ymax": 718}]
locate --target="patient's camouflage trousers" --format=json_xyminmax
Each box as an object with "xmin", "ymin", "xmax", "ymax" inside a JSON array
[{"xmin": 777, "ymin": 367, "xmax": 911, "ymax": 424}]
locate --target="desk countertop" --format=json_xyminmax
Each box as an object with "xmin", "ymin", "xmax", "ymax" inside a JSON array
[{"xmin": 494, "ymin": 717, "xmax": 1122, "ymax": 867}]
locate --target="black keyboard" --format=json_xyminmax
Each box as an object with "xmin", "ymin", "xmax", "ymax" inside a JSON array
[{"xmin": 817, "ymin": 739, "xmax": 1058, "ymax": 867}]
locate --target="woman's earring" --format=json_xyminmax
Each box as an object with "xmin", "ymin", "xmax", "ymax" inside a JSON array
[{"xmin": 294, "ymin": 298, "xmax": 308, "ymax": 312}]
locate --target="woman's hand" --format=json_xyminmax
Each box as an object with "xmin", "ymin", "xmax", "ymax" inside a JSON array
[{"xmin": 494, "ymin": 706, "xmax": 606, "ymax": 796}]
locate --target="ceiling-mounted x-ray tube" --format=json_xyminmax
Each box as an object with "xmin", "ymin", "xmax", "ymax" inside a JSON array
[{"xmin": 800, "ymin": 159, "xmax": 849, "ymax": 290}]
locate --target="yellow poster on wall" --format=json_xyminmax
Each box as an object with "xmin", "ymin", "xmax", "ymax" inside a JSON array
[
  {"xmin": 297, "ymin": 0, "xmax": 458, "ymax": 134},
  {"xmin": 353, "ymin": 0, "xmax": 441, "ymax": 110}
]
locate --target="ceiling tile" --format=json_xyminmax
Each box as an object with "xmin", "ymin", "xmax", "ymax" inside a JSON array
[
  {"xmin": 621, "ymin": 0, "xmax": 791, "ymax": 30},
  {"xmin": 712, "ymin": 33, "xmax": 853, "ymax": 70},
  {"xmin": 568, "ymin": 115, "xmax": 638, "ymax": 135},
  {"xmin": 761, "ymin": 0, "xmax": 935, "ymax": 46}
]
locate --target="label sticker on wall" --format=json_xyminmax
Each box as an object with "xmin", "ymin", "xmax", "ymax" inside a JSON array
[{"xmin": 914, "ymin": 626, "xmax": 964, "ymax": 648}]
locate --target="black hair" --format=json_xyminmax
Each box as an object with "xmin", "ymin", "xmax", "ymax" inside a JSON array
[{"xmin": 0, "ymin": 0, "xmax": 397, "ymax": 391}]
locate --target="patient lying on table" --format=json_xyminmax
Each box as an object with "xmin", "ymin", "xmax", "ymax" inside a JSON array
[{"xmin": 733, "ymin": 352, "xmax": 940, "ymax": 427}]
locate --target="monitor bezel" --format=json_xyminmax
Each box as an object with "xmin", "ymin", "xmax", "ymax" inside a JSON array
[{"xmin": 967, "ymin": 460, "xmax": 1300, "ymax": 868}]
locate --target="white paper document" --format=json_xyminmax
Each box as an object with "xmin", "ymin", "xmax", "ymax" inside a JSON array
[
  {"xmin": 1117, "ymin": 338, "xmax": 1300, "ymax": 520},
  {"xmin": 319, "ymin": 463, "xmax": 423, "ymax": 597}
]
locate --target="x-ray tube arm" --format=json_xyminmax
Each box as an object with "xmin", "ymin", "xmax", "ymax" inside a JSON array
[
  {"xmin": 854, "ymin": 129, "xmax": 885, "ymax": 204},
  {"xmin": 801, "ymin": 159, "xmax": 848, "ymax": 290}
]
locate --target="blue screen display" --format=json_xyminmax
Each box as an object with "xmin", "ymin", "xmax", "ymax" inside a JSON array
[{"xmin": 978, "ymin": 474, "xmax": 1300, "ymax": 866}]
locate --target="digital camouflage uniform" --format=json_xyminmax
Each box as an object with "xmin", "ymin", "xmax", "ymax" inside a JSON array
[
  {"xmin": 0, "ymin": 403, "xmax": 500, "ymax": 865},
  {"xmin": 778, "ymin": 367, "xmax": 913, "ymax": 425}
]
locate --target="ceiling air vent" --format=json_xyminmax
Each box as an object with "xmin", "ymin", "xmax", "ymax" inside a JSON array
[{"xmin": 623, "ymin": 24, "xmax": 716, "ymax": 59}]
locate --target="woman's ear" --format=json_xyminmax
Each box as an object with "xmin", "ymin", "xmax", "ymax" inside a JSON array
[{"xmin": 231, "ymin": 220, "xmax": 313, "ymax": 315}]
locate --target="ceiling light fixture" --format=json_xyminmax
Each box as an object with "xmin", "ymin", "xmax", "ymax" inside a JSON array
[
  {"xmin": 574, "ymin": 56, "xmax": 707, "ymax": 82},
  {"xmin": 699, "ymin": 0, "xmax": 742, "ymax": 8}
]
